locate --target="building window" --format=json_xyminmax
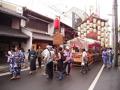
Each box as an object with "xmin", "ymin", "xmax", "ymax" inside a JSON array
[{"xmin": 26, "ymin": 19, "xmax": 48, "ymax": 32}]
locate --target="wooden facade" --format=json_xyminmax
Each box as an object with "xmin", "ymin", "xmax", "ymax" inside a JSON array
[
  {"xmin": 26, "ymin": 18, "xmax": 48, "ymax": 32},
  {"xmin": 23, "ymin": 8, "xmax": 53, "ymax": 50}
]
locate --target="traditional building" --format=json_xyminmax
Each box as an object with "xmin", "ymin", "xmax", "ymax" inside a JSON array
[
  {"xmin": 23, "ymin": 8, "xmax": 54, "ymax": 50},
  {"xmin": 22, "ymin": 8, "xmax": 77, "ymax": 50},
  {"xmin": 61, "ymin": 22, "xmax": 78, "ymax": 42},
  {"xmin": 0, "ymin": 3, "xmax": 28, "ymax": 64},
  {"xmin": 0, "ymin": 1, "xmax": 78, "ymax": 65}
]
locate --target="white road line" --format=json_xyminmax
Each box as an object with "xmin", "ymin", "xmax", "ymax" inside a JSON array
[
  {"xmin": 88, "ymin": 64, "xmax": 105, "ymax": 90},
  {"xmin": 0, "ymin": 68, "xmax": 29, "ymax": 77},
  {"xmin": 0, "ymin": 65, "xmax": 45, "ymax": 77}
]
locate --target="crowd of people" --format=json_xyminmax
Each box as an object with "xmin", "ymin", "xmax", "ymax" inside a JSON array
[
  {"xmin": 6, "ymin": 45, "xmax": 73, "ymax": 80},
  {"xmin": 6, "ymin": 45, "xmax": 114, "ymax": 81},
  {"xmin": 6, "ymin": 47, "xmax": 25, "ymax": 80}
]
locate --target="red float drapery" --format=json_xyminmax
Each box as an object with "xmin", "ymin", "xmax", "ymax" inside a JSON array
[{"xmin": 54, "ymin": 17, "xmax": 60, "ymax": 30}]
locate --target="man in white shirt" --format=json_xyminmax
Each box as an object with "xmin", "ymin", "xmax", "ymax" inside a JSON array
[
  {"xmin": 42, "ymin": 45, "xmax": 54, "ymax": 80},
  {"xmin": 81, "ymin": 49, "xmax": 88, "ymax": 65}
]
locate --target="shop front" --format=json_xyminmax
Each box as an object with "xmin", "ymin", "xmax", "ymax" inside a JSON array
[
  {"xmin": 32, "ymin": 32, "xmax": 53, "ymax": 50},
  {"xmin": 0, "ymin": 26, "xmax": 29, "ymax": 64}
]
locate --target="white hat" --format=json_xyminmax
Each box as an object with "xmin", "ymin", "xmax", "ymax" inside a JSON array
[
  {"xmin": 60, "ymin": 45, "xmax": 63, "ymax": 48},
  {"xmin": 46, "ymin": 45, "xmax": 52, "ymax": 49},
  {"xmin": 8, "ymin": 51, "xmax": 12, "ymax": 55},
  {"xmin": 66, "ymin": 46, "xmax": 69, "ymax": 49}
]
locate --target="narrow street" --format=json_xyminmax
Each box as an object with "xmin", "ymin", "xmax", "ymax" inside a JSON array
[
  {"xmin": 0, "ymin": 62, "xmax": 102, "ymax": 90},
  {"xmin": 0, "ymin": 0, "xmax": 119, "ymax": 90}
]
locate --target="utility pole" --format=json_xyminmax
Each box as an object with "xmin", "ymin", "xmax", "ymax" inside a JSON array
[{"xmin": 113, "ymin": 0, "xmax": 118, "ymax": 67}]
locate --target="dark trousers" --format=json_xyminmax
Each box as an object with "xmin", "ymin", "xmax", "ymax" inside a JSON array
[
  {"xmin": 38, "ymin": 57, "xmax": 41, "ymax": 68},
  {"xmin": 63, "ymin": 62, "xmax": 71, "ymax": 74},
  {"xmin": 57, "ymin": 60, "xmax": 64, "ymax": 80},
  {"xmin": 46, "ymin": 61, "xmax": 53, "ymax": 79},
  {"xmin": 30, "ymin": 59, "xmax": 36, "ymax": 71}
]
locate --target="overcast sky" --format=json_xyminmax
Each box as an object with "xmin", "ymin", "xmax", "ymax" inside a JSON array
[{"xmin": 3, "ymin": 0, "xmax": 120, "ymax": 25}]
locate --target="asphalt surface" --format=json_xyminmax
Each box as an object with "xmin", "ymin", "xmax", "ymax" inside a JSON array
[
  {"xmin": 0, "ymin": 62, "xmax": 102, "ymax": 90},
  {"xmin": 94, "ymin": 66, "xmax": 120, "ymax": 90}
]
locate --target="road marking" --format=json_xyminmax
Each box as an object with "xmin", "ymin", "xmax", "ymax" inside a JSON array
[
  {"xmin": 0, "ymin": 68, "xmax": 29, "ymax": 77},
  {"xmin": 88, "ymin": 64, "xmax": 104, "ymax": 90},
  {"xmin": 0, "ymin": 64, "xmax": 46, "ymax": 77}
]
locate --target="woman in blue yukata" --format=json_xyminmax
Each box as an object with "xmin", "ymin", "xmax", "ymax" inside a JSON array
[
  {"xmin": 7, "ymin": 49, "xmax": 14, "ymax": 77},
  {"xmin": 7, "ymin": 47, "xmax": 23, "ymax": 80},
  {"xmin": 102, "ymin": 48, "xmax": 108, "ymax": 68},
  {"xmin": 28, "ymin": 46, "xmax": 37, "ymax": 75}
]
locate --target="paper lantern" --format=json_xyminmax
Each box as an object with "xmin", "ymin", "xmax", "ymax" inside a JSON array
[
  {"xmin": 78, "ymin": 27, "xmax": 81, "ymax": 31},
  {"xmin": 90, "ymin": 23, "xmax": 93, "ymax": 27},
  {"xmin": 84, "ymin": 23, "xmax": 87, "ymax": 26},
  {"xmin": 105, "ymin": 44, "xmax": 108, "ymax": 47},
  {"xmin": 78, "ymin": 32, "xmax": 80, "ymax": 36},
  {"xmin": 97, "ymin": 26, "xmax": 101, "ymax": 30},
  {"xmin": 101, "ymin": 22, "xmax": 105, "ymax": 27},
  {"xmin": 83, "ymin": 28, "xmax": 86, "ymax": 32},
  {"xmin": 105, "ymin": 38, "xmax": 108, "ymax": 41},
  {"xmin": 101, "ymin": 32, "xmax": 105, "ymax": 37},
  {"xmin": 87, "ymin": 30, "xmax": 90, "ymax": 34},
  {"xmin": 101, "ymin": 42, "xmax": 104, "ymax": 46},
  {"xmin": 93, "ymin": 24, "xmax": 96, "ymax": 28},
  {"xmin": 87, "ymin": 20, "xmax": 90, "ymax": 24},
  {"xmin": 93, "ymin": 18, "xmax": 97, "ymax": 23},
  {"xmin": 104, "ymin": 27, "xmax": 107, "ymax": 30},
  {"xmin": 101, "ymin": 28, "xmax": 104, "ymax": 32},
  {"xmin": 87, "ymin": 25, "xmax": 90, "ymax": 29},
  {"xmin": 98, "ymin": 31, "xmax": 101, "ymax": 35},
  {"xmin": 97, "ymin": 20, "xmax": 101, "ymax": 26},
  {"xmin": 97, "ymin": 36, "xmax": 101, "ymax": 40},
  {"xmin": 81, "ymin": 24, "xmax": 83, "ymax": 28},
  {"xmin": 93, "ymin": 29, "xmax": 96, "ymax": 32},
  {"xmin": 84, "ymin": 33, "xmax": 86, "ymax": 36},
  {"xmin": 101, "ymin": 38, "xmax": 104, "ymax": 42}
]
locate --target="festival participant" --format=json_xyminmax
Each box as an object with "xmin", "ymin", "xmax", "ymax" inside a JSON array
[{"xmin": 28, "ymin": 46, "xmax": 37, "ymax": 74}]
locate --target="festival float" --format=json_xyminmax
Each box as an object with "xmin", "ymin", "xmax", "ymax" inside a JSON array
[
  {"xmin": 67, "ymin": 13, "xmax": 110, "ymax": 65},
  {"xmin": 67, "ymin": 37, "xmax": 101, "ymax": 64}
]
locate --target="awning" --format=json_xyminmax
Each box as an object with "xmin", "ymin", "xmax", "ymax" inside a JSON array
[
  {"xmin": 0, "ymin": 7, "xmax": 27, "ymax": 20},
  {"xmin": 0, "ymin": 26, "xmax": 29, "ymax": 39},
  {"xmin": 32, "ymin": 33, "xmax": 53, "ymax": 41}
]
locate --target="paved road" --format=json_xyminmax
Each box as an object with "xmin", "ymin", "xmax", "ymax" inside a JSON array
[
  {"xmin": 0, "ymin": 62, "xmax": 102, "ymax": 90},
  {"xmin": 94, "ymin": 66, "xmax": 120, "ymax": 90}
]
